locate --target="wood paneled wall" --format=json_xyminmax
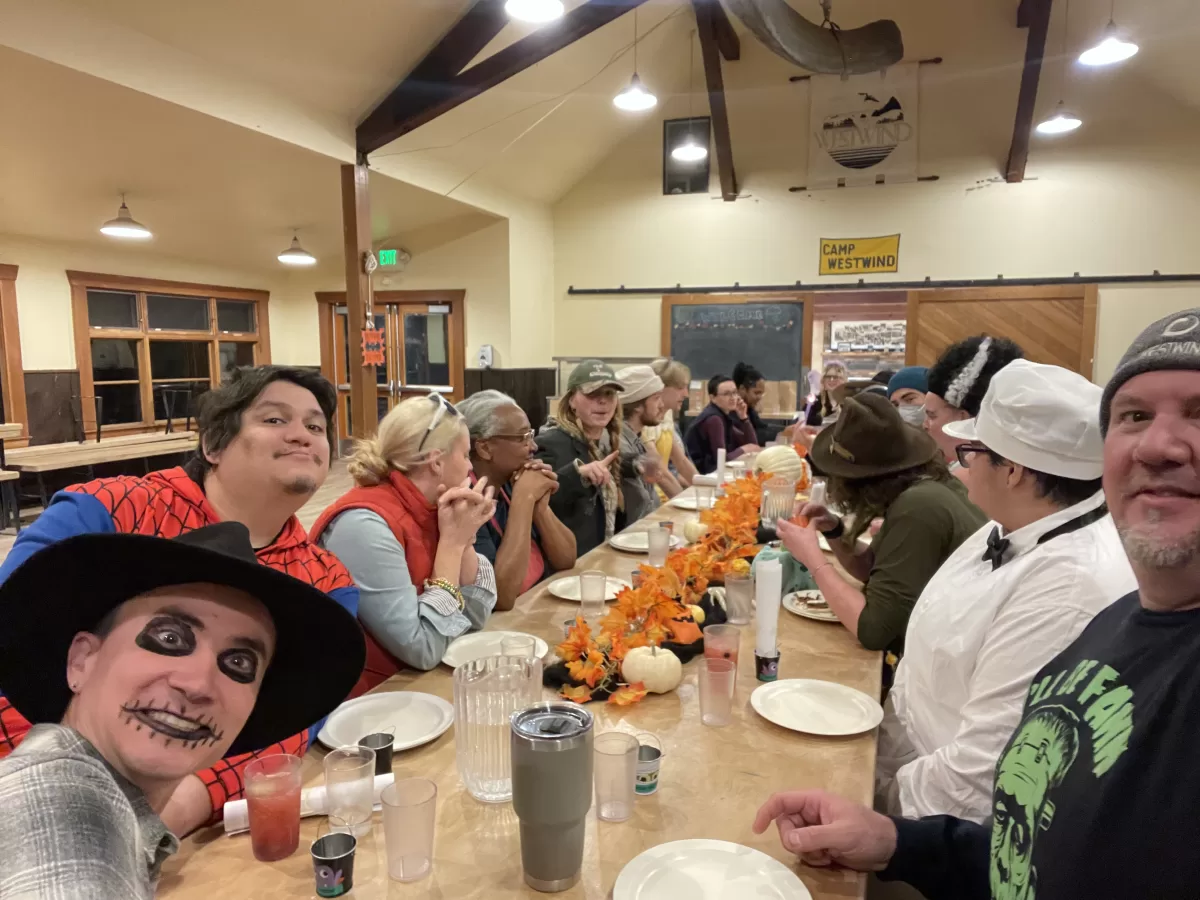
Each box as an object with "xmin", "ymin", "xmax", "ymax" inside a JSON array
[{"xmin": 906, "ymin": 284, "xmax": 1098, "ymax": 378}]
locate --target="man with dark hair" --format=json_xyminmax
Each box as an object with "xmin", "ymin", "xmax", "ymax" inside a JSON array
[
  {"xmin": 0, "ymin": 365, "xmax": 359, "ymax": 838},
  {"xmin": 877, "ymin": 360, "xmax": 1135, "ymax": 823},
  {"xmin": 752, "ymin": 310, "xmax": 1200, "ymax": 900}
]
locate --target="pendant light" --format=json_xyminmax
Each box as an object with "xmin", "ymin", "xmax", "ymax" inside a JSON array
[
  {"xmin": 100, "ymin": 196, "xmax": 152, "ymax": 240},
  {"xmin": 1037, "ymin": 0, "xmax": 1083, "ymax": 136},
  {"xmin": 672, "ymin": 32, "xmax": 709, "ymax": 162},
  {"xmin": 277, "ymin": 233, "xmax": 317, "ymax": 266},
  {"xmin": 504, "ymin": 0, "xmax": 563, "ymax": 24},
  {"xmin": 614, "ymin": 8, "xmax": 657, "ymax": 112},
  {"xmin": 1078, "ymin": 1, "xmax": 1138, "ymax": 66}
]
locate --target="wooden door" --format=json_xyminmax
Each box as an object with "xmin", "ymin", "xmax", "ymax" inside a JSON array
[{"xmin": 906, "ymin": 284, "xmax": 1098, "ymax": 378}]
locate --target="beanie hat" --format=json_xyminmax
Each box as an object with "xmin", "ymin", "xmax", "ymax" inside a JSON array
[
  {"xmin": 886, "ymin": 366, "xmax": 929, "ymax": 399},
  {"xmin": 1100, "ymin": 308, "xmax": 1200, "ymax": 434},
  {"xmin": 615, "ymin": 365, "xmax": 665, "ymax": 405}
]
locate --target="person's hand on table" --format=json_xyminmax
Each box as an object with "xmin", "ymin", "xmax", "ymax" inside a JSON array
[
  {"xmin": 776, "ymin": 517, "xmax": 825, "ymax": 571},
  {"xmin": 578, "ymin": 451, "xmax": 618, "ymax": 487},
  {"xmin": 737, "ymin": 443, "xmax": 762, "ymax": 455},
  {"xmin": 752, "ymin": 789, "xmax": 897, "ymax": 871}
]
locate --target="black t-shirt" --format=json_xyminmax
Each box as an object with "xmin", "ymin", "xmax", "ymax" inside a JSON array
[{"xmin": 886, "ymin": 590, "xmax": 1200, "ymax": 900}]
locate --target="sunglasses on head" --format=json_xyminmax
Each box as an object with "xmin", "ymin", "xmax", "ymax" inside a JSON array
[{"xmin": 418, "ymin": 392, "xmax": 461, "ymax": 453}]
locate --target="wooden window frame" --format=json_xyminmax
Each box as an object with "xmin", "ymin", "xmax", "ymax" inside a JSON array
[
  {"xmin": 68, "ymin": 271, "xmax": 271, "ymax": 437},
  {"xmin": 0, "ymin": 264, "xmax": 28, "ymax": 441}
]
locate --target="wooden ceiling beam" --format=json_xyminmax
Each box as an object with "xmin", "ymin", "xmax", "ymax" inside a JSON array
[
  {"xmin": 693, "ymin": 0, "xmax": 739, "ymax": 201},
  {"xmin": 357, "ymin": 0, "xmax": 651, "ymax": 155},
  {"xmin": 710, "ymin": 0, "xmax": 740, "ymax": 61},
  {"xmin": 1004, "ymin": 0, "xmax": 1052, "ymax": 183}
]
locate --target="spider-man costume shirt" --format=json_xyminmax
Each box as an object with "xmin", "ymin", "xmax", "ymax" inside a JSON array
[{"xmin": 0, "ymin": 466, "xmax": 360, "ymax": 822}]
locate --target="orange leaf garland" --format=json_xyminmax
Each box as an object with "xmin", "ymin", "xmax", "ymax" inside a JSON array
[
  {"xmin": 567, "ymin": 649, "xmax": 607, "ymax": 688},
  {"xmin": 561, "ymin": 684, "xmax": 593, "ymax": 703},
  {"xmin": 555, "ymin": 617, "xmax": 593, "ymax": 663},
  {"xmin": 608, "ymin": 682, "xmax": 648, "ymax": 706}
]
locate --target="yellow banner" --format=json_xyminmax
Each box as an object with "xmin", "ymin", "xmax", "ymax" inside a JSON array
[{"xmin": 819, "ymin": 234, "xmax": 900, "ymax": 275}]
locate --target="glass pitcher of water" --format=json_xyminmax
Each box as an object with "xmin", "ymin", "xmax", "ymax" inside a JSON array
[{"xmin": 453, "ymin": 654, "xmax": 540, "ymax": 803}]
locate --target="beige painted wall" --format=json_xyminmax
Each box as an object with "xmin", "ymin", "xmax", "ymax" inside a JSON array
[
  {"xmin": 1096, "ymin": 285, "xmax": 1200, "ymax": 383},
  {"xmin": 0, "ymin": 233, "xmax": 314, "ymax": 370},
  {"xmin": 552, "ymin": 33, "xmax": 1200, "ymax": 368}
]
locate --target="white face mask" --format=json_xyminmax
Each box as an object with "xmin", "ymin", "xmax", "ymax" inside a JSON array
[{"xmin": 898, "ymin": 405, "xmax": 926, "ymax": 428}]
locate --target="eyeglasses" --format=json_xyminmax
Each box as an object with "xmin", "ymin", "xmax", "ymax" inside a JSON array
[
  {"xmin": 954, "ymin": 443, "xmax": 990, "ymax": 468},
  {"xmin": 418, "ymin": 392, "xmax": 461, "ymax": 453},
  {"xmin": 715, "ymin": 390, "xmax": 738, "ymax": 398},
  {"xmin": 490, "ymin": 430, "xmax": 536, "ymax": 444}
]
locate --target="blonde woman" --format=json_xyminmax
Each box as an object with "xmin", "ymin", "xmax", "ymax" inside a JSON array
[
  {"xmin": 310, "ymin": 393, "xmax": 497, "ymax": 687},
  {"xmin": 806, "ymin": 361, "xmax": 849, "ymax": 426},
  {"xmin": 645, "ymin": 358, "xmax": 698, "ymax": 496}
]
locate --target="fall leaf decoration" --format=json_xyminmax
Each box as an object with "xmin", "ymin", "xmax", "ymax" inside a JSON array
[{"xmin": 555, "ymin": 472, "xmax": 768, "ymax": 705}]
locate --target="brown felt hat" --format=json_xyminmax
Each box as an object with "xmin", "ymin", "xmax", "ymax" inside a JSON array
[{"xmin": 811, "ymin": 390, "xmax": 939, "ymax": 478}]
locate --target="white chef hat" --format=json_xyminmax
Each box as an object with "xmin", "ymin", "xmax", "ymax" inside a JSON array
[
  {"xmin": 942, "ymin": 358, "xmax": 1103, "ymax": 480},
  {"xmin": 616, "ymin": 365, "xmax": 665, "ymax": 405}
]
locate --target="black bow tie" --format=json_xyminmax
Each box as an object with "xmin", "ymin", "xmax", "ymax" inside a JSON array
[{"xmin": 982, "ymin": 526, "xmax": 1010, "ymax": 571}]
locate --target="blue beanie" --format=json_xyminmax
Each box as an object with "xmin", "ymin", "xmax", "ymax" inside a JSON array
[{"xmin": 886, "ymin": 366, "xmax": 929, "ymax": 399}]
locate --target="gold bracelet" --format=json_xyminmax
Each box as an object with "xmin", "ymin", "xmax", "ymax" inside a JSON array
[{"xmin": 425, "ymin": 578, "xmax": 465, "ymax": 611}]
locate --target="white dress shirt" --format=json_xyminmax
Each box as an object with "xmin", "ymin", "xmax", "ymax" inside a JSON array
[{"xmin": 879, "ymin": 490, "xmax": 1136, "ymax": 823}]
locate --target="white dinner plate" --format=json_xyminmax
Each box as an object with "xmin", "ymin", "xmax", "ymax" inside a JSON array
[
  {"xmin": 317, "ymin": 691, "xmax": 454, "ymax": 752},
  {"xmin": 614, "ymin": 839, "xmax": 812, "ymax": 900},
  {"xmin": 751, "ymin": 679, "xmax": 884, "ymax": 736},
  {"xmin": 609, "ymin": 531, "xmax": 685, "ymax": 553},
  {"xmin": 783, "ymin": 591, "xmax": 839, "ymax": 623},
  {"xmin": 440, "ymin": 631, "xmax": 549, "ymax": 668},
  {"xmin": 546, "ymin": 575, "xmax": 631, "ymax": 602},
  {"xmin": 669, "ymin": 494, "xmax": 715, "ymax": 511}
]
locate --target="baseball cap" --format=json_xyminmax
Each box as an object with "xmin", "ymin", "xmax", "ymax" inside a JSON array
[{"xmin": 567, "ymin": 359, "xmax": 625, "ymax": 395}]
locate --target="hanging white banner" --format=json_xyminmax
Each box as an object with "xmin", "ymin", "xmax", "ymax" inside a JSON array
[{"xmin": 807, "ymin": 63, "xmax": 919, "ymax": 189}]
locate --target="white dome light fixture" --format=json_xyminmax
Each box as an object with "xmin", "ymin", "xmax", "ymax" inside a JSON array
[
  {"xmin": 504, "ymin": 0, "xmax": 564, "ymax": 24},
  {"xmin": 1078, "ymin": 20, "xmax": 1138, "ymax": 66},
  {"xmin": 100, "ymin": 196, "xmax": 152, "ymax": 240},
  {"xmin": 1036, "ymin": 101, "xmax": 1083, "ymax": 135},
  {"xmin": 277, "ymin": 233, "xmax": 317, "ymax": 266},
  {"xmin": 613, "ymin": 9, "xmax": 657, "ymax": 112}
]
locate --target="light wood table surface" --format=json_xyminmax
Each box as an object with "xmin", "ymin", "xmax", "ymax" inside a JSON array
[{"xmin": 160, "ymin": 490, "xmax": 882, "ymax": 900}]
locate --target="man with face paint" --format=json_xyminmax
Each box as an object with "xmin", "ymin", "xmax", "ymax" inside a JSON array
[
  {"xmin": 0, "ymin": 366, "xmax": 360, "ymax": 838},
  {"xmin": 0, "ymin": 522, "xmax": 364, "ymax": 899}
]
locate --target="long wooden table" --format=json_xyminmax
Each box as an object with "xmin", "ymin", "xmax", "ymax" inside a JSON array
[{"xmin": 160, "ymin": 491, "xmax": 882, "ymax": 899}]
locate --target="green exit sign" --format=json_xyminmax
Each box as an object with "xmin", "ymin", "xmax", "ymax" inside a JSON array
[{"xmin": 377, "ymin": 249, "xmax": 398, "ymax": 266}]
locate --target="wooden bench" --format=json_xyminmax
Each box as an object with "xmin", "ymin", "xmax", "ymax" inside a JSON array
[
  {"xmin": 7, "ymin": 436, "xmax": 199, "ymax": 507},
  {"xmin": 4, "ymin": 431, "xmax": 197, "ymax": 463}
]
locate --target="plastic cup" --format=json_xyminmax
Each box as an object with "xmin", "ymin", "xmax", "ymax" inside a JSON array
[
  {"xmin": 704, "ymin": 624, "xmax": 741, "ymax": 667},
  {"xmin": 593, "ymin": 732, "xmax": 638, "ymax": 822},
  {"xmin": 647, "ymin": 526, "xmax": 671, "ymax": 567},
  {"xmin": 724, "ymin": 574, "xmax": 753, "ymax": 625},
  {"xmin": 245, "ymin": 753, "xmax": 303, "ymax": 862},
  {"xmin": 311, "ymin": 830, "xmax": 356, "ymax": 898},
  {"xmin": 579, "ymin": 570, "xmax": 607, "ymax": 626},
  {"xmin": 358, "ymin": 732, "xmax": 394, "ymax": 776},
  {"xmin": 382, "ymin": 777, "xmax": 438, "ymax": 882},
  {"xmin": 324, "ymin": 746, "xmax": 376, "ymax": 838},
  {"xmin": 501, "ymin": 634, "xmax": 537, "ymax": 658},
  {"xmin": 699, "ymin": 658, "xmax": 737, "ymax": 727}
]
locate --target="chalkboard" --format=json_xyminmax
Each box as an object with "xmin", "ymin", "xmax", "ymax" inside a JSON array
[{"xmin": 669, "ymin": 301, "xmax": 806, "ymax": 386}]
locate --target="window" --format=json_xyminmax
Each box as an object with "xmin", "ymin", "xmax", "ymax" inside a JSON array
[
  {"xmin": 70, "ymin": 273, "xmax": 270, "ymax": 433},
  {"xmin": 662, "ymin": 117, "xmax": 712, "ymax": 196}
]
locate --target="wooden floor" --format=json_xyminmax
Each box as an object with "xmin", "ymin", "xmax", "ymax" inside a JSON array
[{"xmin": 0, "ymin": 460, "xmax": 355, "ymax": 566}]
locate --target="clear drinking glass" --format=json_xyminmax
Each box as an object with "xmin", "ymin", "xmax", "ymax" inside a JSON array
[
  {"xmin": 724, "ymin": 573, "xmax": 753, "ymax": 625},
  {"xmin": 593, "ymin": 732, "xmax": 638, "ymax": 822},
  {"xmin": 695, "ymin": 485, "xmax": 715, "ymax": 510},
  {"xmin": 759, "ymin": 476, "xmax": 797, "ymax": 530},
  {"xmin": 699, "ymin": 658, "xmax": 737, "ymax": 727},
  {"xmin": 324, "ymin": 746, "xmax": 376, "ymax": 838},
  {"xmin": 245, "ymin": 753, "xmax": 303, "ymax": 862},
  {"xmin": 382, "ymin": 777, "xmax": 438, "ymax": 883},
  {"xmin": 501, "ymin": 634, "xmax": 543, "ymax": 690},
  {"xmin": 647, "ymin": 526, "xmax": 671, "ymax": 567},
  {"xmin": 454, "ymin": 654, "xmax": 540, "ymax": 802},
  {"xmin": 579, "ymin": 570, "xmax": 608, "ymax": 627}
]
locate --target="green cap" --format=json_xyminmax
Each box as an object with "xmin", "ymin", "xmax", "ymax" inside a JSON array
[{"xmin": 567, "ymin": 359, "xmax": 625, "ymax": 394}]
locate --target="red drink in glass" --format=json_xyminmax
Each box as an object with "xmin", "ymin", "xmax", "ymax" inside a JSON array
[
  {"xmin": 245, "ymin": 754, "xmax": 303, "ymax": 862},
  {"xmin": 703, "ymin": 624, "xmax": 741, "ymax": 666}
]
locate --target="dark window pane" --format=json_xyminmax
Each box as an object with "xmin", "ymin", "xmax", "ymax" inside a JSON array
[
  {"xmin": 153, "ymin": 382, "xmax": 208, "ymax": 421},
  {"xmin": 378, "ymin": 396, "xmax": 389, "ymax": 422},
  {"xmin": 150, "ymin": 341, "xmax": 211, "ymax": 379},
  {"xmin": 216, "ymin": 300, "xmax": 255, "ymax": 333},
  {"xmin": 87, "ymin": 290, "xmax": 138, "ymax": 328},
  {"xmin": 147, "ymin": 294, "xmax": 209, "ymax": 331},
  {"xmin": 339, "ymin": 311, "xmax": 350, "ymax": 384},
  {"xmin": 373, "ymin": 313, "xmax": 387, "ymax": 386},
  {"xmin": 344, "ymin": 395, "xmax": 352, "ymax": 437},
  {"xmin": 403, "ymin": 313, "xmax": 450, "ymax": 386},
  {"xmin": 94, "ymin": 384, "xmax": 141, "ymax": 424},
  {"xmin": 219, "ymin": 342, "xmax": 255, "ymax": 381},
  {"xmin": 91, "ymin": 338, "xmax": 140, "ymax": 382}
]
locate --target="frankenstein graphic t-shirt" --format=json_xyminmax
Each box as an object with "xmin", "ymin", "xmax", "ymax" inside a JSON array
[{"xmin": 883, "ymin": 590, "xmax": 1200, "ymax": 900}]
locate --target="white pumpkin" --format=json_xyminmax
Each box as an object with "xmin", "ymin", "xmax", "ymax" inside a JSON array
[
  {"xmin": 621, "ymin": 645, "xmax": 683, "ymax": 694},
  {"xmin": 754, "ymin": 445, "xmax": 810, "ymax": 487}
]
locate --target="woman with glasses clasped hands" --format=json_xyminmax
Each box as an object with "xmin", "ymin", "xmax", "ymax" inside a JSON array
[
  {"xmin": 459, "ymin": 391, "xmax": 576, "ymax": 611},
  {"xmin": 311, "ymin": 393, "xmax": 499, "ymax": 688}
]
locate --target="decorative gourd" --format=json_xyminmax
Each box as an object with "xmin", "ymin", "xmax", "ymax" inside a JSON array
[
  {"xmin": 621, "ymin": 645, "xmax": 683, "ymax": 694},
  {"xmin": 683, "ymin": 518, "xmax": 709, "ymax": 543},
  {"xmin": 687, "ymin": 603, "xmax": 706, "ymax": 626},
  {"xmin": 754, "ymin": 445, "xmax": 811, "ymax": 490}
]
